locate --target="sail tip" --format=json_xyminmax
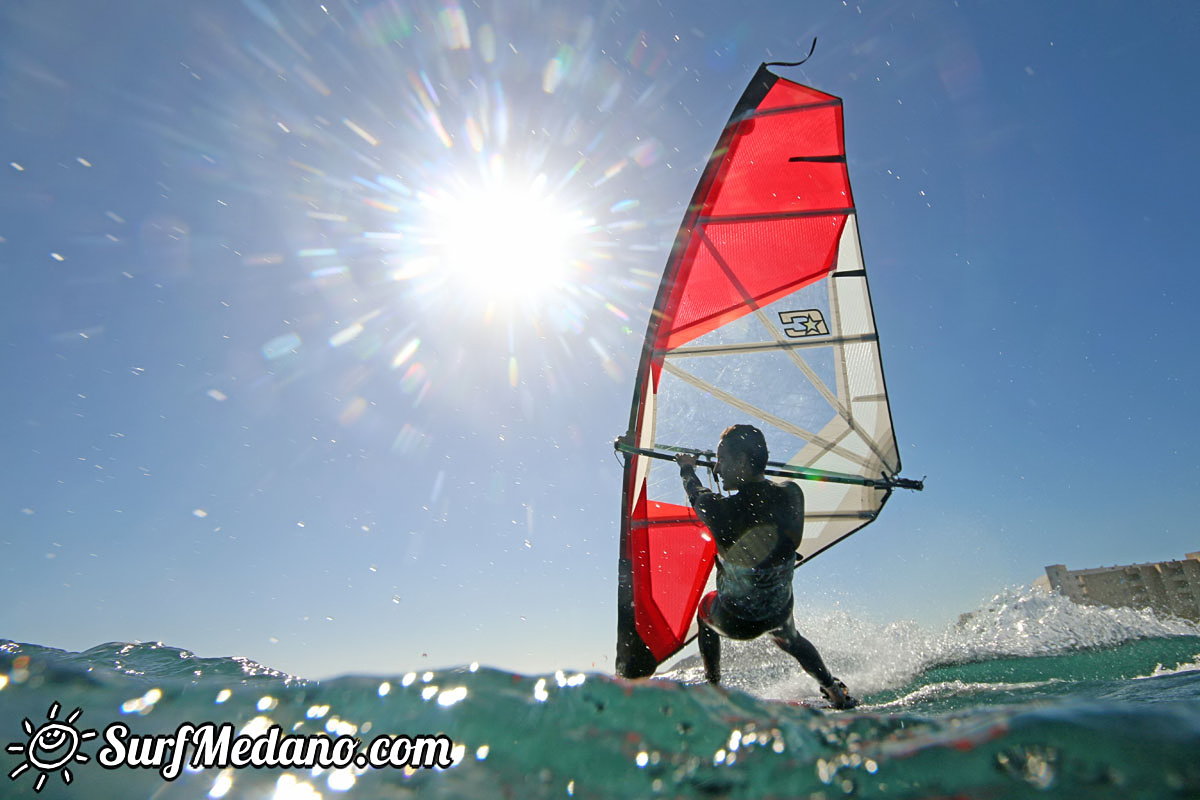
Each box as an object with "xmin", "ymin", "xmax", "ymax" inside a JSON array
[{"xmin": 764, "ymin": 38, "xmax": 818, "ymax": 68}]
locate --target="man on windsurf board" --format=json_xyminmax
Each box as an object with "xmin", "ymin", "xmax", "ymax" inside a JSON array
[{"xmin": 676, "ymin": 424, "xmax": 857, "ymax": 709}]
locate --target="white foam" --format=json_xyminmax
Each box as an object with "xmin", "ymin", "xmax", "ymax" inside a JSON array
[
  {"xmin": 865, "ymin": 679, "xmax": 1060, "ymax": 711},
  {"xmin": 1136, "ymin": 656, "xmax": 1200, "ymax": 680},
  {"xmin": 662, "ymin": 585, "xmax": 1200, "ymax": 701}
]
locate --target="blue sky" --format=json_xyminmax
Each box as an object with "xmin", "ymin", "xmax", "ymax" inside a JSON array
[{"xmin": 2, "ymin": 1, "xmax": 1197, "ymax": 679}]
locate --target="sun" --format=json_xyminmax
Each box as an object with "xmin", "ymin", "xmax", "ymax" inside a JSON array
[
  {"xmin": 6, "ymin": 702, "xmax": 97, "ymax": 793},
  {"xmin": 421, "ymin": 173, "xmax": 594, "ymax": 303}
]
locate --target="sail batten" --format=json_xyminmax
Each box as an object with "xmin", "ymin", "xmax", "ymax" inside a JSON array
[
  {"xmin": 615, "ymin": 64, "xmax": 916, "ymax": 679},
  {"xmin": 698, "ymin": 207, "xmax": 856, "ymax": 224},
  {"xmin": 661, "ymin": 333, "xmax": 880, "ymax": 358}
]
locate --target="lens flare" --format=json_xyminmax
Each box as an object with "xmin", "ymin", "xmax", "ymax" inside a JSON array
[{"xmin": 423, "ymin": 177, "xmax": 593, "ymax": 302}]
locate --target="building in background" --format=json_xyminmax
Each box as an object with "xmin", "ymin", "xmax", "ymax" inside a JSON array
[{"xmin": 1035, "ymin": 552, "xmax": 1200, "ymax": 622}]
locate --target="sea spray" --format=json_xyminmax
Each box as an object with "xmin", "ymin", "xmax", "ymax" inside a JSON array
[{"xmin": 663, "ymin": 584, "xmax": 1200, "ymax": 701}]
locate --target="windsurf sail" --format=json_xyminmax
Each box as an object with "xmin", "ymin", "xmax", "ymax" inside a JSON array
[{"xmin": 615, "ymin": 63, "xmax": 922, "ymax": 679}]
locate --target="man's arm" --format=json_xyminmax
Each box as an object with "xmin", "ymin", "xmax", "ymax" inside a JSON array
[
  {"xmin": 780, "ymin": 481, "xmax": 806, "ymax": 548},
  {"xmin": 676, "ymin": 454, "xmax": 712, "ymax": 508}
]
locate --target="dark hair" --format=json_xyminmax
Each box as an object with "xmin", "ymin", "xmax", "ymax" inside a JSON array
[{"xmin": 720, "ymin": 424, "xmax": 768, "ymax": 473}]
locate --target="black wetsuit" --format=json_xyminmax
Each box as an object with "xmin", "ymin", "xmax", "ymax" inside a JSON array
[{"xmin": 681, "ymin": 464, "xmax": 835, "ymax": 687}]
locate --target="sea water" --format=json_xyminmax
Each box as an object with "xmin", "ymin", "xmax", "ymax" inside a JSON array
[{"xmin": 3, "ymin": 587, "xmax": 1199, "ymax": 799}]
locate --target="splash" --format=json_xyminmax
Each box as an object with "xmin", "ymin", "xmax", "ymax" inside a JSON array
[{"xmin": 663, "ymin": 585, "xmax": 1200, "ymax": 701}]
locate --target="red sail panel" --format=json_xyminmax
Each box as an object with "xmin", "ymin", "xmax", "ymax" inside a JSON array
[
  {"xmin": 705, "ymin": 109, "xmax": 849, "ymax": 218},
  {"xmin": 756, "ymin": 79, "xmax": 837, "ymax": 110},
  {"xmin": 629, "ymin": 497, "xmax": 716, "ymax": 661},
  {"xmin": 658, "ymin": 215, "xmax": 848, "ymax": 350},
  {"xmin": 616, "ymin": 64, "xmax": 881, "ymax": 680},
  {"xmin": 650, "ymin": 94, "xmax": 851, "ymax": 352}
]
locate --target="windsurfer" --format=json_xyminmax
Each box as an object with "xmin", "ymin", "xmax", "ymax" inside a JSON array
[{"xmin": 676, "ymin": 424, "xmax": 858, "ymax": 709}]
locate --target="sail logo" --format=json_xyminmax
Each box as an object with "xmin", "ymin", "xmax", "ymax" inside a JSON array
[{"xmin": 778, "ymin": 309, "xmax": 829, "ymax": 338}]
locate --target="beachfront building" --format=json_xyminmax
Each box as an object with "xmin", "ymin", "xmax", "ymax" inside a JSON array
[{"xmin": 1035, "ymin": 552, "xmax": 1200, "ymax": 622}]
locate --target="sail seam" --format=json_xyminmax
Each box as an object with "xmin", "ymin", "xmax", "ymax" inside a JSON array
[
  {"xmin": 700, "ymin": 207, "xmax": 854, "ymax": 225},
  {"xmin": 661, "ymin": 333, "xmax": 879, "ymax": 358},
  {"xmin": 742, "ymin": 98, "xmax": 842, "ymax": 118}
]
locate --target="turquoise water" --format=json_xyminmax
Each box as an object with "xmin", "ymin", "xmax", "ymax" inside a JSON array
[{"xmin": 3, "ymin": 589, "xmax": 1200, "ymax": 799}]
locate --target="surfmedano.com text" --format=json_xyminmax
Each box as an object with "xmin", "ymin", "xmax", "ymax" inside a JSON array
[{"xmin": 98, "ymin": 721, "xmax": 455, "ymax": 780}]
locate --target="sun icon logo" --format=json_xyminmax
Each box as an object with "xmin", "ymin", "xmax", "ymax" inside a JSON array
[{"xmin": 6, "ymin": 702, "xmax": 98, "ymax": 793}]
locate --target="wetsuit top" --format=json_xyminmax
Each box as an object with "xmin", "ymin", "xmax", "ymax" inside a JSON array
[{"xmin": 681, "ymin": 466, "xmax": 805, "ymax": 623}]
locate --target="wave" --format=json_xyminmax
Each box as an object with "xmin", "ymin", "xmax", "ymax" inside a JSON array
[
  {"xmin": 3, "ymin": 638, "xmax": 1200, "ymax": 799},
  {"xmin": 661, "ymin": 585, "xmax": 1200, "ymax": 701},
  {"xmin": 1, "ymin": 639, "xmax": 302, "ymax": 685},
  {"xmin": 4, "ymin": 592, "xmax": 1200, "ymax": 799}
]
